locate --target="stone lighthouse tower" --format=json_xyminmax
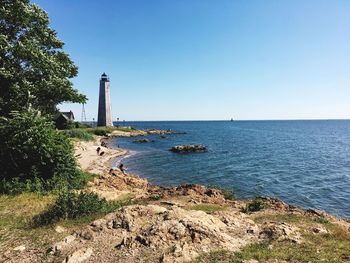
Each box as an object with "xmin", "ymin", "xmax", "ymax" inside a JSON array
[{"xmin": 97, "ymin": 73, "xmax": 113, "ymax": 127}]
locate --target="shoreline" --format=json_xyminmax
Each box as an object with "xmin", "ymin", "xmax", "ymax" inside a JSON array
[
  {"xmin": 68, "ymin": 132, "xmax": 350, "ymax": 262},
  {"xmin": 5, "ymin": 130, "xmax": 346, "ymax": 263},
  {"xmin": 74, "ymin": 137, "xmax": 128, "ymax": 176},
  {"xmin": 76, "ymin": 133, "xmax": 350, "ymax": 221}
]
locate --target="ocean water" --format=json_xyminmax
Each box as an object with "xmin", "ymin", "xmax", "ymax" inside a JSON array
[{"xmin": 112, "ymin": 120, "xmax": 350, "ymax": 218}]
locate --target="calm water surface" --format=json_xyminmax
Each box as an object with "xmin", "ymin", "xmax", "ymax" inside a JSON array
[{"xmin": 112, "ymin": 121, "xmax": 350, "ymax": 218}]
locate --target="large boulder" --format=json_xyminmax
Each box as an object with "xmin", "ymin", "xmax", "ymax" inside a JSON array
[
  {"xmin": 133, "ymin": 138, "xmax": 152, "ymax": 143},
  {"xmin": 170, "ymin": 145, "xmax": 207, "ymax": 153}
]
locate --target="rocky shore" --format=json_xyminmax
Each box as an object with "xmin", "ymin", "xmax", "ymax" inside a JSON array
[
  {"xmin": 2, "ymin": 129, "xmax": 350, "ymax": 263},
  {"xmin": 52, "ymin": 131, "xmax": 349, "ymax": 263},
  {"xmin": 48, "ymin": 169, "xmax": 350, "ymax": 263}
]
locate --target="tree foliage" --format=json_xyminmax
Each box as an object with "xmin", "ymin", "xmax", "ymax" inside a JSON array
[
  {"xmin": 0, "ymin": 111, "xmax": 87, "ymax": 192},
  {"xmin": 0, "ymin": 0, "xmax": 86, "ymax": 116}
]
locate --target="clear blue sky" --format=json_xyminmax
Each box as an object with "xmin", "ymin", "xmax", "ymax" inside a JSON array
[{"xmin": 33, "ymin": 0, "xmax": 350, "ymax": 121}]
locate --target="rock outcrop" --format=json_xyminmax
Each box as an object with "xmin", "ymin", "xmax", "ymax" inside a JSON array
[
  {"xmin": 49, "ymin": 205, "xmax": 261, "ymax": 263},
  {"xmin": 170, "ymin": 145, "xmax": 207, "ymax": 153},
  {"xmin": 87, "ymin": 171, "xmax": 149, "ymax": 201},
  {"xmin": 133, "ymin": 138, "xmax": 152, "ymax": 143}
]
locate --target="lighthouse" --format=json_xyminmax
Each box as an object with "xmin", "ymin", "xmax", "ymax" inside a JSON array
[{"xmin": 97, "ymin": 73, "xmax": 113, "ymax": 127}]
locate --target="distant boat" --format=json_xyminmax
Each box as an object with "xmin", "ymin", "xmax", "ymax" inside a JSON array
[{"xmin": 230, "ymin": 118, "xmax": 234, "ymax": 122}]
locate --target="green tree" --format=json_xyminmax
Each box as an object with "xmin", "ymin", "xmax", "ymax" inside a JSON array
[
  {"xmin": 0, "ymin": 0, "xmax": 86, "ymax": 116},
  {"xmin": 0, "ymin": 111, "xmax": 87, "ymax": 193}
]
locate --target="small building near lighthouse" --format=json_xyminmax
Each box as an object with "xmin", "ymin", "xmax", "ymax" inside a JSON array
[
  {"xmin": 97, "ymin": 73, "xmax": 113, "ymax": 127},
  {"xmin": 55, "ymin": 110, "xmax": 75, "ymax": 129}
]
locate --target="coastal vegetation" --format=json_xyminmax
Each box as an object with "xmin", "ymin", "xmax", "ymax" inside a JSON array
[
  {"xmin": 33, "ymin": 191, "xmax": 131, "ymax": 226},
  {"xmin": 0, "ymin": 111, "xmax": 90, "ymax": 194},
  {"xmin": 0, "ymin": 0, "xmax": 90, "ymax": 194},
  {"xmin": 61, "ymin": 126, "xmax": 136, "ymax": 140},
  {"xmin": 187, "ymin": 204, "xmax": 227, "ymax": 214},
  {"xmin": 62, "ymin": 129, "xmax": 95, "ymax": 141},
  {"xmin": 85, "ymin": 126, "xmax": 136, "ymax": 135},
  {"xmin": 0, "ymin": 1, "xmax": 115, "ymax": 254},
  {"xmin": 0, "ymin": 193, "xmax": 62, "ymax": 252},
  {"xmin": 241, "ymin": 197, "xmax": 266, "ymax": 213},
  {"xmin": 0, "ymin": 192, "xmax": 132, "ymax": 258}
]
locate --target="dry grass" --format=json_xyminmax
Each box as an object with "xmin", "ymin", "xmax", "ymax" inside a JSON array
[
  {"xmin": 0, "ymin": 193, "xmax": 57, "ymax": 252},
  {"xmin": 0, "ymin": 193, "xmax": 96, "ymax": 256},
  {"xmin": 186, "ymin": 204, "xmax": 227, "ymax": 214}
]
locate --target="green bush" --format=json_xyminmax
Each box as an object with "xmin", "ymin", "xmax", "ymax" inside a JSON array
[
  {"xmin": 0, "ymin": 111, "xmax": 86, "ymax": 193},
  {"xmin": 83, "ymin": 127, "xmax": 111, "ymax": 136},
  {"xmin": 92, "ymin": 129, "xmax": 109, "ymax": 136},
  {"xmin": 62, "ymin": 129, "xmax": 94, "ymax": 141},
  {"xmin": 74, "ymin": 122, "xmax": 91, "ymax": 129},
  {"xmin": 33, "ymin": 191, "xmax": 130, "ymax": 225},
  {"xmin": 222, "ymin": 189, "xmax": 235, "ymax": 200},
  {"xmin": 313, "ymin": 215, "xmax": 330, "ymax": 225},
  {"xmin": 0, "ymin": 169, "xmax": 91, "ymax": 195},
  {"xmin": 241, "ymin": 197, "xmax": 266, "ymax": 213},
  {"xmin": 149, "ymin": 194, "xmax": 162, "ymax": 201}
]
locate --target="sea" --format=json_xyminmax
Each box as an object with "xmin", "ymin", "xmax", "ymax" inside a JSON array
[{"xmin": 111, "ymin": 120, "xmax": 350, "ymax": 218}]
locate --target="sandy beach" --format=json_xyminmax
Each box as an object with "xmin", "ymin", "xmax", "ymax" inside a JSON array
[
  {"xmin": 74, "ymin": 137, "xmax": 127, "ymax": 175},
  {"xmin": 74, "ymin": 136, "xmax": 149, "ymax": 201}
]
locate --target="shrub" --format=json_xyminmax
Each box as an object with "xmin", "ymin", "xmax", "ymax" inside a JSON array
[
  {"xmin": 0, "ymin": 170, "xmax": 91, "ymax": 195},
  {"xmin": 33, "ymin": 191, "xmax": 130, "ymax": 225},
  {"xmin": 0, "ymin": 177, "xmax": 45, "ymax": 195},
  {"xmin": 0, "ymin": 111, "xmax": 86, "ymax": 193},
  {"xmin": 241, "ymin": 197, "xmax": 266, "ymax": 213},
  {"xmin": 92, "ymin": 129, "xmax": 109, "ymax": 136},
  {"xmin": 313, "ymin": 216, "xmax": 330, "ymax": 225},
  {"xmin": 74, "ymin": 122, "xmax": 91, "ymax": 129},
  {"xmin": 149, "ymin": 194, "xmax": 162, "ymax": 201},
  {"xmin": 86, "ymin": 127, "xmax": 136, "ymax": 136},
  {"xmin": 220, "ymin": 188, "xmax": 235, "ymax": 200},
  {"xmin": 62, "ymin": 129, "xmax": 94, "ymax": 141},
  {"xmin": 83, "ymin": 127, "xmax": 113, "ymax": 136}
]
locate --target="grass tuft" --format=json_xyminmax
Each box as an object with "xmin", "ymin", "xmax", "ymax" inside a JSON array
[
  {"xmin": 187, "ymin": 204, "xmax": 227, "ymax": 214},
  {"xmin": 241, "ymin": 197, "xmax": 266, "ymax": 213},
  {"xmin": 149, "ymin": 194, "xmax": 162, "ymax": 201},
  {"xmin": 313, "ymin": 215, "xmax": 330, "ymax": 225},
  {"xmin": 62, "ymin": 129, "xmax": 94, "ymax": 141}
]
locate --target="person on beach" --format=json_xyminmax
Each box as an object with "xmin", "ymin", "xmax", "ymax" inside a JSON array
[
  {"xmin": 118, "ymin": 163, "xmax": 127, "ymax": 174},
  {"xmin": 96, "ymin": 147, "xmax": 101, "ymax": 154}
]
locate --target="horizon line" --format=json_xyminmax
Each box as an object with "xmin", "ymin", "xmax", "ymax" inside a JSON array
[{"xmin": 82, "ymin": 118, "xmax": 350, "ymax": 122}]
